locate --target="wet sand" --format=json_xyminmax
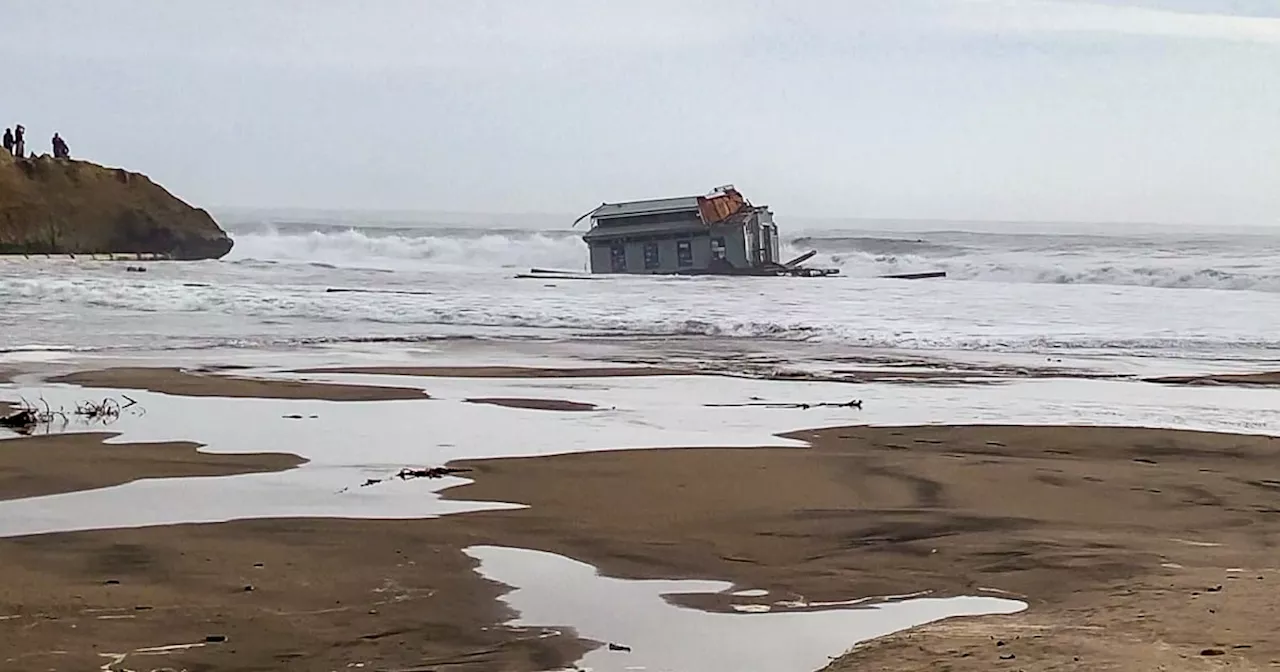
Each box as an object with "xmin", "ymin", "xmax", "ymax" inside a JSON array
[
  {"xmin": 292, "ymin": 364, "xmax": 684, "ymax": 378},
  {"xmin": 465, "ymin": 397, "xmax": 598, "ymax": 412},
  {"xmin": 290, "ymin": 363, "xmax": 1100, "ymax": 386},
  {"xmin": 449, "ymin": 426, "xmax": 1280, "ymax": 670},
  {"xmin": 1146, "ymin": 370, "xmax": 1280, "ymax": 388},
  {"xmin": 50, "ymin": 367, "xmax": 430, "ymax": 401},
  {"xmin": 0, "ymin": 432, "xmax": 305, "ymax": 501},
  {"xmin": 3, "ymin": 414, "xmax": 1280, "ymax": 670},
  {"xmin": 0, "ymin": 517, "xmax": 588, "ymax": 672}
]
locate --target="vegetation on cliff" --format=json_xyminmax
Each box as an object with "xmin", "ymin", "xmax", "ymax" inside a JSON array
[{"xmin": 0, "ymin": 152, "xmax": 232, "ymax": 260}]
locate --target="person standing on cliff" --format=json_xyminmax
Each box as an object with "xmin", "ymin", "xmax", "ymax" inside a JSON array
[
  {"xmin": 52, "ymin": 133, "xmax": 69, "ymax": 159},
  {"xmin": 2, "ymin": 128, "xmax": 12, "ymax": 155},
  {"xmin": 12, "ymin": 125, "xmax": 24, "ymax": 158}
]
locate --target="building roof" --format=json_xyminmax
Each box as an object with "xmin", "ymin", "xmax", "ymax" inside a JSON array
[
  {"xmin": 582, "ymin": 219, "xmax": 706, "ymax": 241},
  {"xmin": 592, "ymin": 195, "xmax": 701, "ymax": 221}
]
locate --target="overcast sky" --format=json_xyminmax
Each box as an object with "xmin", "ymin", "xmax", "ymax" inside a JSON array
[{"xmin": 5, "ymin": 1, "xmax": 1278, "ymax": 224}]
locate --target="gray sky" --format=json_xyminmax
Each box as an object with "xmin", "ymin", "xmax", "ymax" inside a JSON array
[{"xmin": 5, "ymin": 1, "xmax": 1279, "ymax": 224}]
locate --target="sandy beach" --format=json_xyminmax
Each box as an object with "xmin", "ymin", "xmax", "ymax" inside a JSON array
[
  {"xmin": 0, "ymin": 432, "xmax": 303, "ymax": 501},
  {"xmin": 51, "ymin": 367, "xmax": 431, "ymax": 401},
  {"xmin": 2, "ymin": 365, "xmax": 1280, "ymax": 670},
  {"xmin": 289, "ymin": 365, "xmax": 687, "ymax": 378},
  {"xmin": 1146, "ymin": 371, "xmax": 1280, "ymax": 388}
]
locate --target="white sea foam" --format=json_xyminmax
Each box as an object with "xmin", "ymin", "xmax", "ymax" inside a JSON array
[
  {"xmin": 219, "ymin": 224, "xmax": 1280, "ymax": 292},
  {"xmin": 227, "ymin": 225, "xmax": 590, "ymax": 272},
  {"xmin": 4, "ymin": 219, "xmax": 1280, "ymax": 361}
]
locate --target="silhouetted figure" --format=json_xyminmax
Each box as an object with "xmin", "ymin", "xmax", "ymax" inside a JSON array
[
  {"xmin": 12, "ymin": 125, "xmax": 24, "ymax": 158},
  {"xmin": 2, "ymin": 128, "xmax": 11, "ymax": 155},
  {"xmin": 51, "ymin": 133, "xmax": 69, "ymax": 159}
]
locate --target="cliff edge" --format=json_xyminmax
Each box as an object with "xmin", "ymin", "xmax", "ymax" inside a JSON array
[{"xmin": 0, "ymin": 152, "xmax": 233, "ymax": 260}]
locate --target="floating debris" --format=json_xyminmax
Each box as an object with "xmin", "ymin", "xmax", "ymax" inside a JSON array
[
  {"xmin": 703, "ymin": 399, "xmax": 862, "ymax": 410},
  {"xmin": 343, "ymin": 466, "xmax": 474, "ymax": 492},
  {"xmin": 1, "ymin": 395, "xmax": 143, "ymax": 435}
]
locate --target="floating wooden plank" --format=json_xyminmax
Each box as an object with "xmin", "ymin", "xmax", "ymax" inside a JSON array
[
  {"xmin": 514, "ymin": 273, "xmax": 600, "ymax": 281},
  {"xmin": 325, "ymin": 288, "xmax": 435, "ymax": 295},
  {"xmin": 528, "ymin": 268, "xmax": 588, "ymax": 275},
  {"xmin": 782, "ymin": 250, "xmax": 817, "ymax": 268},
  {"xmin": 880, "ymin": 271, "xmax": 947, "ymax": 280}
]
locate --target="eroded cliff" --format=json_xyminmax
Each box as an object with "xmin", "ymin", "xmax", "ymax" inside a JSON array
[{"xmin": 0, "ymin": 152, "xmax": 232, "ymax": 260}]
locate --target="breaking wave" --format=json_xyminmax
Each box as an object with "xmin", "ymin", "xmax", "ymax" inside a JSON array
[
  {"xmin": 221, "ymin": 223, "xmax": 1280, "ymax": 292},
  {"xmin": 226, "ymin": 225, "xmax": 589, "ymax": 272},
  {"xmin": 797, "ymin": 247, "xmax": 1280, "ymax": 293}
]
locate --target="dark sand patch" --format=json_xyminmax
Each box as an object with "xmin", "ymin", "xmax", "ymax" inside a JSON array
[
  {"xmin": 1145, "ymin": 371, "xmax": 1280, "ymax": 388},
  {"xmin": 0, "ymin": 432, "xmax": 304, "ymax": 501},
  {"xmin": 465, "ymin": 397, "xmax": 597, "ymax": 412},
  {"xmin": 291, "ymin": 365, "xmax": 685, "ymax": 378},
  {"xmin": 50, "ymin": 367, "xmax": 429, "ymax": 401},
  {"xmin": 3, "ymin": 425, "xmax": 1280, "ymax": 670},
  {"xmin": 0, "ymin": 518, "xmax": 586, "ymax": 672}
]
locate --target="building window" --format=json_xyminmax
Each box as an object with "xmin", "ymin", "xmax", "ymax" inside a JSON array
[
  {"xmin": 643, "ymin": 242, "xmax": 660, "ymax": 270},
  {"xmin": 711, "ymin": 236, "xmax": 727, "ymax": 261},
  {"xmin": 610, "ymin": 243, "xmax": 627, "ymax": 272},
  {"xmin": 676, "ymin": 240, "xmax": 693, "ymax": 267}
]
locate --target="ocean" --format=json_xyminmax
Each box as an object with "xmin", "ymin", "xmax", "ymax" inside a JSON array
[{"xmin": 2, "ymin": 210, "xmax": 1279, "ymax": 372}]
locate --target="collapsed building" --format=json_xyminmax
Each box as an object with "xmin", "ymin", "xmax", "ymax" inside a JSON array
[{"xmin": 576, "ymin": 185, "xmax": 836, "ymax": 276}]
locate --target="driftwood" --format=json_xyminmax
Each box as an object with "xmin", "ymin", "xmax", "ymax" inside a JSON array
[
  {"xmin": 704, "ymin": 398, "xmax": 862, "ymax": 410},
  {"xmin": 881, "ymin": 271, "xmax": 946, "ymax": 280},
  {"xmin": 352, "ymin": 466, "xmax": 473, "ymax": 490},
  {"xmin": 0, "ymin": 408, "xmax": 39, "ymax": 430},
  {"xmin": 1, "ymin": 395, "xmax": 142, "ymax": 435},
  {"xmin": 326, "ymin": 287, "xmax": 434, "ymax": 296}
]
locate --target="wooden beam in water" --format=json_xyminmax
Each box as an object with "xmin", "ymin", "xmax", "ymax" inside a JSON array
[
  {"xmin": 528, "ymin": 268, "xmax": 587, "ymax": 275},
  {"xmin": 325, "ymin": 288, "xmax": 435, "ymax": 295},
  {"xmin": 880, "ymin": 271, "xmax": 947, "ymax": 280},
  {"xmin": 514, "ymin": 273, "xmax": 599, "ymax": 281},
  {"xmin": 782, "ymin": 250, "xmax": 817, "ymax": 268}
]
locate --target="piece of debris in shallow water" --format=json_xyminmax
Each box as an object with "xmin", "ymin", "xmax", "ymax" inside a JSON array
[
  {"xmin": 75, "ymin": 395, "xmax": 138, "ymax": 420},
  {"xmin": 703, "ymin": 399, "xmax": 863, "ymax": 410},
  {"xmin": 608, "ymin": 642, "xmax": 632, "ymax": 652},
  {"xmin": 355, "ymin": 466, "xmax": 473, "ymax": 489},
  {"xmin": 0, "ymin": 407, "xmax": 39, "ymax": 431},
  {"xmin": 2, "ymin": 395, "xmax": 143, "ymax": 435},
  {"xmin": 396, "ymin": 466, "xmax": 471, "ymax": 480}
]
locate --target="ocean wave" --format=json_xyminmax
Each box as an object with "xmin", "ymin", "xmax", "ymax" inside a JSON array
[
  {"xmin": 788, "ymin": 235, "xmax": 966, "ymax": 257},
  {"xmin": 787, "ymin": 246, "xmax": 1280, "ymax": 292},
  {"xmin": 215, "ymin": 223, "xmax": 1280, "ymax": 292},
  {"xmin": 226, "ymin": 225, "xmax": 588, "ymax": 272},
  {"xmin": 8, "ymin": 329, "xmax": 1272, "ymax": 357}
]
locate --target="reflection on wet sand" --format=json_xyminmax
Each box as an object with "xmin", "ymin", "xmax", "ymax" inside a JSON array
[
  {"xmin": 1, "ymin": 363, "xmax": 1280, "ymax": 671},
  {"xmin": 467, "ymin": 544, "xmax": 1024, "ymax": 672}
]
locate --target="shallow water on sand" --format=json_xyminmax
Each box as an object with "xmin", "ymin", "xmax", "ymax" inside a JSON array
[
  {"xmin": 467, "ymin": 545, "xmax": 1026, "ymax": 672},
  {"xmin": 2, "ymin": 367, "xmax": 1279, "ymax": 537}
]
